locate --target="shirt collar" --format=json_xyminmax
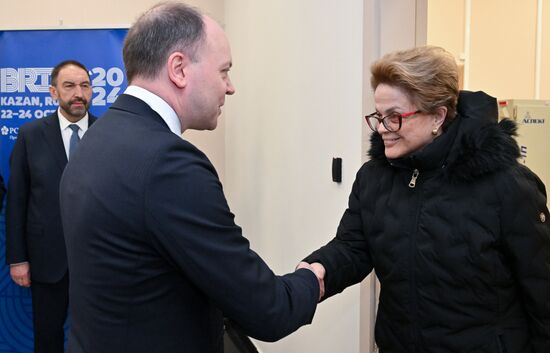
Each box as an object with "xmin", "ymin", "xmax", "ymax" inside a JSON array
[
  {"xmin": 124, "ymin": 85, "xmax": 182, "ymax": 136},
  {"xmin": 57, "ymin": 108, "xmax": 89, "ymax": 131}
]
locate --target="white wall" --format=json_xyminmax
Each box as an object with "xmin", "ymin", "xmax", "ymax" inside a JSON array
[
  {"xmin": 224, "ymin": 1, "xmax": 364, "ymax": 352},
  {"xmin": 427, "ymin": 0, "xmax": 550, "ymax": 100},
  {"xmin": 543, "ymin": 0, "xmax": 550, "ymax": 98},
  {"xmin": 427, "ymin": 0, "xmax": 465, "ymax": 60},
  {"xmin": 0, "ymin": 0, "xmax": 224, "ymax": 28},
  {"xmin": 469, "ymin": 0, "xmax": 538, "ymax": 99}
]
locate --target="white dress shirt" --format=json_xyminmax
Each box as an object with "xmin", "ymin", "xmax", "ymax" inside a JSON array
[
  {"xmin": 124, "ymin": 85, "xmax": 182, "ymax": 136},
  {"xmin": 58, "ymin": 109, "xmax": 89, "ymax": 160}
]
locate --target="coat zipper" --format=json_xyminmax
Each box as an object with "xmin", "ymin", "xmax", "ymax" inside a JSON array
[
  {"xmin": 409, "ymin": 169, "xmax": 423, "ymax": 350},
  {"xmin": 408, "ymin": 169, "xmax": 420, "ymax": 188}
]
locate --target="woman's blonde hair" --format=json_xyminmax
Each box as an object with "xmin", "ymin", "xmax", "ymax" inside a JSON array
[{"xmin": 370, "ymin": 46, "xmax": 459, "ymax": 127}]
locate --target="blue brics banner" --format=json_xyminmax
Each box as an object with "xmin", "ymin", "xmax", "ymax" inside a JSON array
[{"xmin": 0, "ymin": 28, "xmax": 128, "ymax": 353}]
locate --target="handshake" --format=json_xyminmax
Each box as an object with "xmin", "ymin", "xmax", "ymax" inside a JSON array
[{"xmin": 296, "ymin": 262, "xmax": 326, "ymax": 300}]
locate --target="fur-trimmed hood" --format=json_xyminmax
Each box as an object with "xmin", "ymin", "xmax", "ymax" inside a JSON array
[{"xmin": 368, "ymin": 91, "xmax": 520, "ymax": 181}]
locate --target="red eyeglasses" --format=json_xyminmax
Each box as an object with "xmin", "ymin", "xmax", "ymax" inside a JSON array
[{"xmin": 364, "ymin": 110, "xmax": 421, "ymax": 132}]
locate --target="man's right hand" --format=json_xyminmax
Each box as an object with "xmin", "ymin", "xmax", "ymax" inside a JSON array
[
  {"xmin": 296, "ymin": 261, "xmax": 325, "ymax": 300},
  {"xmin": 10, "ymin": 262, "xmax": 31, "ymax": 287}
]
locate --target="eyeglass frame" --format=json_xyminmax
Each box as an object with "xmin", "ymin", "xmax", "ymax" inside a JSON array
[{"xmin": 364, "ymin": 110, "xmax": 421, "ymax": 132}]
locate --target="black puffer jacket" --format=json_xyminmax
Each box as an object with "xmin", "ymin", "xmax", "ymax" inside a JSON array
[{"xmin": 305, "ymin": 91, "xmax": 550, "ymax": 353}]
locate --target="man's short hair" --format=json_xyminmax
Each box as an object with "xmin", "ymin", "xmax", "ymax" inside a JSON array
[
  {"xmin": 123, "ymin": 2, "xmax": 206, "ymax": 82},
  {"xmin": 51, "ymin": 60, "xmax": 90, "ymax": 86}
]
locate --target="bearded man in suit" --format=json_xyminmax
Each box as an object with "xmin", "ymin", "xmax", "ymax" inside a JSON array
[{"xmin": 6, "ymin": 59, "xmax": 97, "ymax": 353}]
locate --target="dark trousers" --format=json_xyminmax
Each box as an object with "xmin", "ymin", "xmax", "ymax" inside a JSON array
[{"xmin": 30, "ymin": 272, "xmax": 69, "ymax": 353}]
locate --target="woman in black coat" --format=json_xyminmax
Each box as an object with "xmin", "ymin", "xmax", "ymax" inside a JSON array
[{"xmin": 300, "ymin": 46, "xmax": 550, "ymax": 353}]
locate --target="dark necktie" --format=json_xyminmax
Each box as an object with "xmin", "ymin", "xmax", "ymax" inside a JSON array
[{"xmin": 68, "ymin": 124, "xmax": 80, "ymax": 159}]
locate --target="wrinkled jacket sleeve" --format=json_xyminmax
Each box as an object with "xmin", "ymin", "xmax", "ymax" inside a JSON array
[
  {"xmin": 499, "ymin": 165, "xmax": 550, "ymax": 353},
  {"xmin": 5, "ymin": 127, "xmax": 30, "ymax": 264},
  {"xmin": 303, "ymin": 166, "xmax": 373, "ymax": 299},
  {"xmin": 144, "ymin": 141, "xmax": 319, "ymax": 342}
]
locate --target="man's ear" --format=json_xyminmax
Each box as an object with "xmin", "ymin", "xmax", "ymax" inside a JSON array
[
  {"xmin": 167, "ymin": 52, "xmax": 191, "ymax": 89},
  {"xmin": 49, "ymin": 85, "xmax": 59, "ymax": 100}
]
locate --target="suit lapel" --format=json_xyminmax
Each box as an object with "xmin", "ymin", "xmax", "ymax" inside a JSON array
[
  {"xmin": 110, "ymin": 94, "xmax": 171, "ymax": 131},
  {"xmin": 88, "ymin": 114, "xmax": 97, "ymax": 126},
  {"xmin": 42, "ymin": 112, "xmax": 68, "ymax": 170}
]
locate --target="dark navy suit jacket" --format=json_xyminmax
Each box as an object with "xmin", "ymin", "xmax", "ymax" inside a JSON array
[
  {"xmin": 5, "ymin": 112, "xmax": 96, "ymax": 282},
  {"xmin": 0, "ymin": 175, "xmax": 5, "ymax": 212},
  {"xmin": 60, "ymin": 94, "xmax": 318, "ymax": 353}
]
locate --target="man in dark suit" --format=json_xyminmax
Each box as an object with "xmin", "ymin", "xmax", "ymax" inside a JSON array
[
  {"xmin": 6, "ymin": 60, "xmax": 96, "ymax": 353},
  {"xmin": 59, "ymin": 3, "xmax": 322, "ymax": 353}
]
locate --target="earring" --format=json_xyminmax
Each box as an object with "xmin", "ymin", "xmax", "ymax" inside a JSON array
[{"xmin": 432, "ymin": 128, "xmax": 438, "ymax": 135}]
